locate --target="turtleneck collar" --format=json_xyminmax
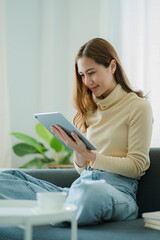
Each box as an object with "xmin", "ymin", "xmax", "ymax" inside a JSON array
[{"xmin": 92, "ymin": 84, "xmax": 127, "ymax": 110}]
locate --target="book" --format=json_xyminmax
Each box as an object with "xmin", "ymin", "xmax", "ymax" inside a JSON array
[
  {"xmin": 142, "ymin": 211, "xmax": 160, "ymax": 220},
  {"xmin": 144, "ymin": 219, "xmax": 160, "ymax": 226},
  {"xmin": 142, "ymin": 211, "xmax": 160, "ymax": 231},
  {"xmin": 144, "ymin": 222, "xmax": 160, "ymax": 231}
]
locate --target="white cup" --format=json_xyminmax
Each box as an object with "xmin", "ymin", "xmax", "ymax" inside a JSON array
[{"xmin": 36, "ymin": 192, "xmax": 67, "ymax": 211}]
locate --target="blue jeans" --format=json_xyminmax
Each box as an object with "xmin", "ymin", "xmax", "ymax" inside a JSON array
[{"xmin": 0, "ymin": 169, "xmax": 138, "ymax": 225}]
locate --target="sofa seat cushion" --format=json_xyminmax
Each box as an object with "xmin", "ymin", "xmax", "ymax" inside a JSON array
[{"xmin": 0, "ymin": 219, "xmax": 160, "ymax": 240}]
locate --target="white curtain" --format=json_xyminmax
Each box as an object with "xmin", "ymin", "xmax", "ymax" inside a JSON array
[
  {"xmin": 0, "ymin": 0, "xmax": 11, "ymax": 167},
  {"xmin": 39, "ymin": 0, "xmax": 70, "ymax": 118},
  {"xmin": 39, "ymin": 0, "xmax": 55, "ymax": 112},
  {"xmin": 120, "ymin": 0, "xmax": 160, "ymax": 147},
  {"xmin": 100, "ymin": 0, "xmax": 160, "ymax": 147}
]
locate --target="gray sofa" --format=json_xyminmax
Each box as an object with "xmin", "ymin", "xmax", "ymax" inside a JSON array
[{"xmin": 0, "ymin": 148, "xmax": 160, "ymax": 239}]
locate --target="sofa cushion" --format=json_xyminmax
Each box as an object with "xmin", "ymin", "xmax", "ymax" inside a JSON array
[
  {"xmin": 24, "ymin": 168, "xmax": 79, "ymax": 187},
  {"xmin": 0, "ymin": 219, "xmax": 160, "ymax": 240}
]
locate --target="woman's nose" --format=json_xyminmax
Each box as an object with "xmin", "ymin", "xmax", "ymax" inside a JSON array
[{"xmin": 84, "ymin": 75, "xmax": 92, "ymax": 86}]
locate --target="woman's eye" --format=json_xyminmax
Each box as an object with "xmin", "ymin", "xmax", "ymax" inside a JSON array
[{"xmin": 89, "ymin": 72, "xmax": 95, "ymax": 75}]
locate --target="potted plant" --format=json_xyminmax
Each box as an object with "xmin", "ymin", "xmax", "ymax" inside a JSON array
[{"xmin": 11, "ymin": 123, "xmax": 73, "ymax": 169}]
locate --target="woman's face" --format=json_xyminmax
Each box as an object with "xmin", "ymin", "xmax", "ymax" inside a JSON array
[{"xmin": 77, "ymin": 56, "xmax": 117, "ymax": 98}]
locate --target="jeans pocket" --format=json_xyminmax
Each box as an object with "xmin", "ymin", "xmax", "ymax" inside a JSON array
[{"xmin": 91, "ymin": 170, "xmax": 101, "ymax": 181}]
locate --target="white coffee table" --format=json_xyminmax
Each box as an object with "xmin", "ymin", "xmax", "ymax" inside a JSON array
[{"xmin": 0, "ymin": 200, "xmax": 77, "ymax": 240}]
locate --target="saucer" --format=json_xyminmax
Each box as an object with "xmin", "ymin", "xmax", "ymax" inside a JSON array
[{"xmin": 32, "ymin": 206, "xmax": 65, "ymax": 214}]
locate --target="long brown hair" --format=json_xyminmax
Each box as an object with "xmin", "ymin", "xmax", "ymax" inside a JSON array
[{"xmin": 72, "ymin": 38, "xmax": 145, "ymax": 132}]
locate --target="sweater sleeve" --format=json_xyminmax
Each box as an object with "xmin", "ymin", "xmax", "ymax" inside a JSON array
[
  {"xmin": 74, "ymin": 160, "xmax": 88, "ymax": 174},
  {"xmin": 92, "ymin": 100, "xmax": 153, "ymax": 179}
]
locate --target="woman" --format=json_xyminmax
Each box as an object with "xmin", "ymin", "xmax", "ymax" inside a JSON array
[{"xmin": 0, "ymin": 38, "xmax": 153, "ymax": 225}]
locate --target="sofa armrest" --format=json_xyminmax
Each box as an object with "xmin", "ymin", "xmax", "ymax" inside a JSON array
[{"xmin": 23, "ymin": 168, "xmax": 79, "ymax": 188}]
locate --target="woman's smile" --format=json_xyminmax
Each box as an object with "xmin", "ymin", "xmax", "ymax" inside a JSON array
[{"xmin": 90, "ymin": 86, "xmax": 99, "ymax": 91}]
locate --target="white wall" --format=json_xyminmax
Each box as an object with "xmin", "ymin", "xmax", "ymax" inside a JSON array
[
  {"xmin": 6, "ymin": 0, "xmax": 112, "ymax": 167},
  {"xmin": 6, "ymin": 0, "xmax": 42, "ymax": 167},
  {"xmin": 7, "ymin": 0, "xmax": 41, "ymax": 132}
]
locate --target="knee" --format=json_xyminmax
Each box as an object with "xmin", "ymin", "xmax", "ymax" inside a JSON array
[
  {"xmin": 81, "ymin": 180, "xmax": 108, "ymax": 204},
  {"xmin": 66, "ymin": 180, "xmax": 110, "ymax": 225},
  {"xmin": 67, "ymin": 180, "xmax": 106, "ymax": 205}
]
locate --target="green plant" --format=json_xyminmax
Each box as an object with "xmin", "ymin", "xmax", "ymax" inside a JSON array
[{"xmin": 11, "ymin": 123, "xmax": 73, "ymax": 169}]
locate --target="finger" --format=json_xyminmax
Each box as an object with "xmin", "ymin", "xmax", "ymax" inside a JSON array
[
  {"xmin": 56, "ymin": 125, "xmax": 76, "ymax": 147},
  {"xmin": 71, "ymin": 132, "xmax": 81, "ymax": 142},
  {"xmin": 51, "ymin": 126, "xmax": 62, "ymax": 137},
  {"xmin": 51, "ymin": 126, "xmax": 65, "ymax": 141},
  {"xmin": 71, "ymin": 132, "xmax": 86, "ymax": 149},
  {"xmin": 56, "ymin": 125, "xmax": 72, "ymax": 141},
  {"xmin": 50, "ymin": 125, "xmax": 58, "ymax": 134}
]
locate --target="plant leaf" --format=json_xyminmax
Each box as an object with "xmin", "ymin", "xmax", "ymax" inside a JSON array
[
  {"xmin": 19, "ymin": 158, "xmax": 51, "ymax": 169},
  {"xmin": 13, "ymin": 143, "xmax": 39, "ymax": 156},
  {"xmin": 10, "ymin": 132, "xmax": 45, "ymax": 153},
  {"xmin": 35, "ymin": 123, "xmax": 53, "ymax": 143},
  {"xmin": 12, "ymin": 143, "xmax": 48, "ymax": 157},
  {"xmin": 59, "ymin": 151, "xmax": 73, "ymax": 164},
  {"xmin": 50, "ymin": 136, "xmax": 63, "ymax": 152}
]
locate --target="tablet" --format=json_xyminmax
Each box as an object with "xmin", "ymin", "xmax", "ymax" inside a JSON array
[{"xmin": 34, "ymin": 112, "xmax": 96, "ymax": 151}]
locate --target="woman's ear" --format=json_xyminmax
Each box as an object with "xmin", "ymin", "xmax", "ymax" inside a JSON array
[{"xmin": 110, "ymin": 59, "xmax": 117, "ymax": 74}]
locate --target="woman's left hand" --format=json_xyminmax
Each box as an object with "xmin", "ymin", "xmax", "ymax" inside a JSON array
[{"xmin": 50, "ymin": 125, "xmax": 96, "ymax": 162}]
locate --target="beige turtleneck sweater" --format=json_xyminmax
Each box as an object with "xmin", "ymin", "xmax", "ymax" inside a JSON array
[{"xmin": 74, "ymin": 84, "xmax": 153, "ymax": 179}]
